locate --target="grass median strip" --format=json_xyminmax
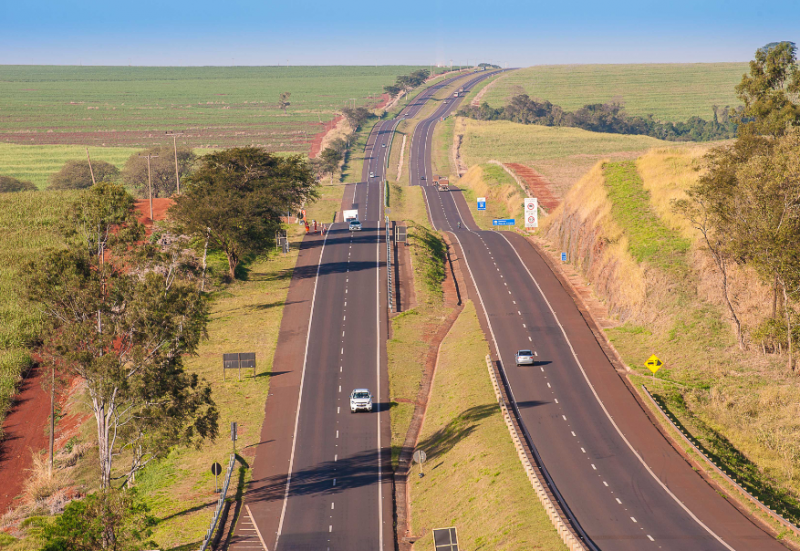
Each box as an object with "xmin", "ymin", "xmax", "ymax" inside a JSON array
[{"xmin": 409, "ymin": 301, "xmax": 567, "ymax": 550}]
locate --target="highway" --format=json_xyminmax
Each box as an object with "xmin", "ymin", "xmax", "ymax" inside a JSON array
[
  {"xmin": 408, "ymin": 72, "xmax": 786, "ymax": 550},
  {"xmin": 245, "ymin": 72, "xmax": 478, "ymax": 551}
]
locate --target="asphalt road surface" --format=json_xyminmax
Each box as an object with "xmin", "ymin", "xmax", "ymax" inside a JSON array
[
  {"xmin": 408, "ymin": 72, "xmax": 786, "ymax": 550},
  {"xmin": 264, "ymin": 72, "xmax": 479, "ymax": 551}
]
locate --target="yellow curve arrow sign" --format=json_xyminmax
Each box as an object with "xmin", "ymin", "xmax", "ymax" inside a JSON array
[{"xmin": 645, "ymin": 354, "xmax": 663, "ymax": 374}]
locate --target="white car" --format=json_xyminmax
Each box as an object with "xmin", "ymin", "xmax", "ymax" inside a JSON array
[
  {"xmin": 350, "ymin": 389, "xmax": 373, "ymax": 413},
  {"xmin": 382, "ymin": 143, "xmax": 386, "ymax": 147},
  {"xmin": 515, "ymin": 349, "xmax": 536, "ymax": 366},
  {"xmin": 349, "ymin": 220, "xmax": 362, "ymax": 231},
  {"xmin": 369, "ymin": 171, "xmax": 375, "ymax": 178}
]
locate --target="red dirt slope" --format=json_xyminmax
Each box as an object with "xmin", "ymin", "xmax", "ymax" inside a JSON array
[{"xmin": 505, "ymin": 163, "xmax": 561, "ymax": 211}]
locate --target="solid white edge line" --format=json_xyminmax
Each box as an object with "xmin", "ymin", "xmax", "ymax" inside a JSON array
[
  {"xmin": 274, "ymin": 225, "xmax": 329, "ymax": 550},
  {"xmin": 497, "ymin": 231, "xmax": 736, "ymax": 551},
  {"xmin": 376, "ymin": 156, "xmax": 384, "ymax": 551}
]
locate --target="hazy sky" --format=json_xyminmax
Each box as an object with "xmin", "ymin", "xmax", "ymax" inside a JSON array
[{"xmin": 1, "ymin": 0, "xmax": 796, "ymax": 66}]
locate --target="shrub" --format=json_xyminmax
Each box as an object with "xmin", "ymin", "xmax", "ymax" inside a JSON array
[
  {"xmin": 48, "ymin": 160, "xmax": 120, "ymax": 190},
  {"xmin": 0, "ymin": 175, "xmax": 37, "ymax": 193}
]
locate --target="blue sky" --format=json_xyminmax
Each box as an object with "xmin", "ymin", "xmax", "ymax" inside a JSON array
[{"xmin": 0, "ymin": 0, "xmax": 796, "ymax": 66}]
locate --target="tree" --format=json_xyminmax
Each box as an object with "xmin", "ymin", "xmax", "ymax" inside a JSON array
[
  {"xmin": 342, "ymin": 106, "xmax": 372, "ymax": 130},
  {"xmin": 49, "ymin": 160, "xmax": 119, "ymax": 190},
  {"xmin": 735, "ymin": 41, "xmax": 800, "ymax": 137},
  {"xmin": 169, "ymin": 147, "xmax": 318, "ymax": 280},
  {"xmin": 40, "ymin": 489, "xmax": 156, "ymax": 551},
  {"xmin": 122, "ymin": 146, "xmax": 195, "ymax": 198},
  {"xmin": 319, "ymin": 147, "xmax": 343, "ymax": 184},
  {"xmin": 28, "ymin": 183, "xmax": 217, "ymax": 489},
  {"xmin": 0, "ymin": 175, "xmax": 37, "ymax": 192},
  {"xmin": 278, "ymin": 91, "xmax": 291, "ymax": 114}
]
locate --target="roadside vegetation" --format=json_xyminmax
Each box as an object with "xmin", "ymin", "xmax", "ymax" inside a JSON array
[
  {"xmin": 409, "ymin": 301, "xmax": 567, "ymax": 550},
  {"xmin": 539, "ymin": 42, "xmax": 800, "ymax": 539}
]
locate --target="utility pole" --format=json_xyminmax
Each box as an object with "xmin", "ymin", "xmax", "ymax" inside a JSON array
[
  {"xmin": 85, "ymin": 147, "xmax": 96, "ymax": 185},
  {"xmin": 165, "ymin": 131, "xmax": 184, "ymax": 194},
  {"xmin": 139, "ymin": 154, "xmax": 159, "ymax": 221}
]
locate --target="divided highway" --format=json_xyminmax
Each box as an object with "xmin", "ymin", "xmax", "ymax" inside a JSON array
[
  {"xmin": 409, "ymin": 73, "xmax": 786, "ymax": 550},
  {"xmin": 235, "ymin": 72, "xmax": 479, "ymax": 551}
]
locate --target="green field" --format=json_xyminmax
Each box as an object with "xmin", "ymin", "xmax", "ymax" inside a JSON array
[
  {"xmin": 0, "ymin": 190, "xmax": 76, "ymax": 433},
  {"xmin": 458, "ymin": 118, "xmax": 671, "ymax": 194},
  {"xmin": 481, "ymin": 63, "xmax": 747, "ymax": 122},
  {"xmin": 0, "ymin": 66, "xmax": 429, "ymax": 150}
]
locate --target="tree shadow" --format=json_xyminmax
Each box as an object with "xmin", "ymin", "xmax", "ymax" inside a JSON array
[{"xmin": 415, "ymin": 404, "xmax": 498, "ymax": 460}]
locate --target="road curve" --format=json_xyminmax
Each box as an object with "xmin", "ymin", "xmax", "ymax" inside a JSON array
[{"xmin": 408, "ymin": 72, "xmax": 786, "ymax": 550}]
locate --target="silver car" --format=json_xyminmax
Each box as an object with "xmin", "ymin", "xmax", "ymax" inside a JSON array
[
  {"xmin": 515, "ymin": 349, "xmax": 536, "ymax": 366},
  {"xmin": 350, "ymin": 389, "xmax": 373, "ymax": 413},
  {"xmin": 349, "ymin": 220, "xmax": 362, "ymax": 231}
]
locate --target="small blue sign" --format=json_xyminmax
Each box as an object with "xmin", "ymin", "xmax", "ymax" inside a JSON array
[
  {"xmin": 477, "ymin": 198, "xmax": 486, "ymax": 211},
  {"xmin": 492, "ymin": 219, "xmax": 515, "ymax": 226},
  {"xmin": 561, "ymin": 252, "xmax": 567, "ymax": 262}
]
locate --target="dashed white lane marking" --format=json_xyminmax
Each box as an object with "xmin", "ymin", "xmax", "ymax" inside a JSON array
[
  {"xmin": 562, "ymin": 414, "xmax": 566, "ymax": 421},
  {"xmin": 630, "ymin": 517, "xmax": 637, "ymax": 523},
  {"xmin": 554, "ymin": 399, "xmax": 559, "ymax": 404},
  {"xmin": 338, "ymin": 385, "xmax": 341, "ymax": 392},
  {"xmin": 331, "ymin": 503, "xmax": 335, "ymax": 510},
  {"xmin": 528, "ymin": 336, "xmax": 532, "ymax": 341},
  {"xmin": 603, "ymin": 481, "xmax": 609, "ymax": 486},
  {"xmin": 334, "ymin": 454, "xmax": 338, "ymax": 461},
  {"xmin": 342, "ymin": 331, "xmax": 345, "ymax": 337},
  {"xmin": 647, "ymin": 535, "xmax": 654, "ymax": 541},
  {"xmin": 616, "ymin": 498, "xmax": 622, "ymax": 504},
  {"xmin": 329, "ymin": 525, "xmax": 332, "ymax": 532},
  {"xmin": 337, "ymin": 407, "xmax": 340, "ymax": 414},
  {"xmin": 344, "ymin": 301, "xmax": 347, "ymax": 306},
  {"xmin": 547, "ymin": 383, "xmax": 551, "ymax": 388},
  {"xmin": 517, "ymin": 310, "xmax": 521, "ymax": 315},
  {"xmin": 522, "ymin": 324, "xmax": 526, "ymax": 328},
  {"xmin": 341, "ymin": 348, "xmax": 344, "ymax": 354},
  {"xmin": 336, "ymin": 430, "xmax": 339, "ymax": 438},
  {"xmin": 541, "ymin": 367, "xmax": 544, "ymax": 372},
  {"xmin": 343, "ymin": 315, "xmax": 346, "ymax": 321},
  {"xmin": 592, "ymin": 464, "xmax": 597, "ymax": 470},
  {"xmin": 333, "ymin": 478, "xmax": 336, "ymax": 486},
  {"xmin": 571, "ymin": 431, "xmax": 576, "ymax": 436},
  {"xmin": 581, "ymin": 447, "xmax": 586, "ymax": 453}
]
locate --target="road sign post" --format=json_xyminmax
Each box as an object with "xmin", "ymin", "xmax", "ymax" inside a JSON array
[
  {"xmin": 477, "ymin": 197, "xmax": 486, "ymax": 211},
  {"xmin": 491, "ymin": 219, "xmax": 515, "ymax": 228},
  {"xmin": 524, "ymin": 198, "xmax": 538, "ymax": 229},
  {"xmin": 231, "ymin": 422, "xmax": 237, "ymax": 453},
  {"xmin": 211, "ymin": 461, "xmax": 222, "ymax": 493},
  {"xmin": 645, "ymin": 354, "xmax": 664, "ymax": 381},
  {"xmin": 413, "ymin": 449, "xmax": 427, "ymax": 478},
  {"xmin": 561, "ymin": 252, "xmax": 567, "ymax": 262}
]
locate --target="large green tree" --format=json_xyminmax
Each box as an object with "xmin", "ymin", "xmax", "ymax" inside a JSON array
[
  {"xmin": 49, "ymin": 159, "xmax": 120, "ymax": 190},
  {"xmin": 28, "ymin": 183, "xmax": 217, "ymax": 490},
  {"xmin": 735, "ymin": 41, "xmax": 800, "ymax": 136},
  {"xmin": 122, "ymin": 146, "xmax": 195, "ymax": 198},
  {"xmin": 169, "ymin": 147, "xmax": 318, "ymax": 280}
]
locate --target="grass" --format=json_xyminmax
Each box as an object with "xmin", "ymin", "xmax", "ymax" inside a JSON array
[
  {"xmin": 481, "ymin": 63, "xmax": 747, "ymax": 122},
  {"xmin": 457, "ymin": 118, "xmax": 671, "ymax": 194},
  {"xmin": 0, "ymin": 190, "xmax": 76, "ymax": 432},
  {"xmin": 0, "ymin": 143, "xmax": 139, "ymax": 189},
  {"xmin": 454, "ymin": 163, "xmax": 522, "ymax": 230},
  {"xmin": 0, "ymin": 66, "xmax": 431, "ymax": 150},
  {"xmin": 409, "ymin": 301, "xmax": 567, "ymax": 551},
  {"xmin": 602, "ymin": 161, "xmax": 690, "ymax": 275}
]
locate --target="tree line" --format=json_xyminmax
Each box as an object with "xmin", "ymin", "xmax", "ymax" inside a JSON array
[
  {"xmin": 458, "ymin": 94, "xmax": 740, "ymax": 141},
  {"xmin": 26, "ymin": 147, "xmax": 317, "ymax": 548},
  {"xmin": 673, "ymin": 41, "xmax": 800, "ymax": 367},
  {"xmin": 383, "ymin": 69, "xmax": 430, "ymax": 97}
]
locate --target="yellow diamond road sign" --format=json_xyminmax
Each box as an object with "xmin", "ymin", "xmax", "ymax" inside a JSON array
[{"xmin": 645, "ymin": 354, "xmax": 663, "ymax": 374}]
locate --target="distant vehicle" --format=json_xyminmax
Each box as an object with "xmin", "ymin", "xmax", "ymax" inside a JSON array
[
  {"xmin": 350, "ymin": 388, "xmax": 373, "ymax": 412},
  {"xmin": 515, "ymin": 349, "xmax": 536, "ymax": 366},
  {"xmin": 349, "ymin": 220, "xmax": 362, "ymax": 231},
  {"xmin": 343, "ymin": 209, "xmax": 359, "ymax": 222},
  {"xmin": 444, "ymin": 100, "xmax": 448, "ymax": 104},
  {"xmin": 420, "ymin": 175, "xmax": 426, "ymax": 181},
  {"xmin": 436, "ymin": 179, "xmax": 450, "ymax": 192},
  {"xmin": 382, "ymin": 143, "xmax": 386, "ymax": 147},
  {"xmin": 369, "ymin": 171, "xmax": 375, "ymax": 178}
]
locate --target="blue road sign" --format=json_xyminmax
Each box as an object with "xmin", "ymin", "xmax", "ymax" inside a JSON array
[
  {"xmin": 477, "ymin": 198, "xmax": 486, "ymax": 211},
  {"xmin": 561, "ymin": 252, "xmax": 567, "ymax": 262},
  {"xmin": 492, "ymin": 219, "xmax": 515, "ymax": 226}
]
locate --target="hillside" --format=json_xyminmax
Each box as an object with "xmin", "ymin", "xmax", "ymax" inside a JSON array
[
  {"xmin": 480, "ymin": 63, "xmax": 747, "ymax": 122},
  {"xmin": 539, "ymin": 147, "xmax": 800, "ymax": 534}
]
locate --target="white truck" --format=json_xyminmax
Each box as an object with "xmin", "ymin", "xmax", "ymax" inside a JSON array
[{"xmin": 343, "ymin": 209, "xmax": 359, "ymax": 222}]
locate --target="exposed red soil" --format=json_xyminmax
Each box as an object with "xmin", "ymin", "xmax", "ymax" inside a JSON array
[
  {"xmin": 135, "ymin": 197, "xmax": 173, "ymax": 235},
  {"xmin": 308, "ymin": 116, "xmax": 343, "ymax": 158},
  {"xmin": 0, "ymin": 365, "xmax": 50, "ymax": 513},
  {"xmin": 505, "ymin": 163, "xmax": 561, "ymax": 211},
  {"xmin": 372, "ymin": 93, "xmax": 391, "ymax": 110}
]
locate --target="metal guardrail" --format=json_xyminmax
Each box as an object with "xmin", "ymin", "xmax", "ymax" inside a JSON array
[
  {"xmin": 386, "ymin": 216, "xmax": 393, "ymax": 313},
  {"xmin": 199, "ymin": 453, "xmax": 237, "ymax": 551},
  {"xmin": 641, "ymin": 385, "xmax": 800, "ymax": 537}
]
